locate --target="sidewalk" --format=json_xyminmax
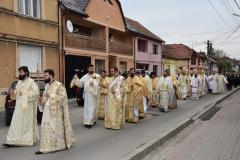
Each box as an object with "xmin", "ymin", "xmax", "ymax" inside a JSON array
[
  {"xmin": 143, "ymin": 89, "xmax": 240, "ymax": 160},
  {"xmin": 0, "ymin": 88, "xmax": 239, "ymax": 160}
]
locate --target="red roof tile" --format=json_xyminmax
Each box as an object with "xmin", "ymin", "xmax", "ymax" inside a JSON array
[
  {"xmin": 163, "ymin": 44, "xmax": 193, "ymax": 60},
  {"xmin": 125, "ymin": 17, "xmax": 164, "ymax": 42}
]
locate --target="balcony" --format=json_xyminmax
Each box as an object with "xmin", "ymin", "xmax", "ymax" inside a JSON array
[
  {"xmin": 65, "ymin": 33, "xmax": 106, "ymax": 52},
  {"xmin": 109, "ymin": 41, "xmax": 133, "ymax": 55}
]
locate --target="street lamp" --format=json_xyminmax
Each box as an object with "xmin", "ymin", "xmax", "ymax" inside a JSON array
[{"xmin": 232, "ymin": 13, "xmax": 240, "ymax": 18}]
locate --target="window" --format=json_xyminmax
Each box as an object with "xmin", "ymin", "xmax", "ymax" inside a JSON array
[
  {"xmin": 19, "ymin": 44, "xmax": 42, "ymax": 73},
  {"xmin": 119, "ymin": 61, "xmax": 127, "ymax": 74},
  {"xmin": 153, "ymin": 65, "xmax": 158, "ymax": 74},
  {"xmin": 95, "ymin": 59, "xmax": 105, "ymax": 74},
  {"xmin": 136, "ymin": 63, "xmax": 149, "ymax": 70},
  {"xmin": 73, "ymin": 24, "xmax": 92, "ymax": 36},
  {"xmin": 153, "ymin": 44, "xmax": 158, "ymax": 55},
  {"xmin": 18, "ymin": 0, "xmax": 41, "ymax": 18},
  {"xmin": 138, "ymin": 39, "xmax": 147, "ymax": 52}
]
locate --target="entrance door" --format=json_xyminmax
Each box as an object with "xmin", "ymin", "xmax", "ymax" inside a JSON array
[{"xmin": 65, "ymin": 55, "xmax": 91, "ymax": 98}]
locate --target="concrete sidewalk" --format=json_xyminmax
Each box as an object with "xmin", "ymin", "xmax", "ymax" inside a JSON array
[
  {"xmin": 0, "ymin": 88, "xmax": 239, "ymax": 160},
  {"xmin": 143, "ymin": 89, "xmax": 240, "ymax": 160}
]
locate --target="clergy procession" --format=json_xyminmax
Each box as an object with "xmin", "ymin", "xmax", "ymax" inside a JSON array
[{"xmin": 2, "ymin": 65, "xmax": 240, "ymax": 155}]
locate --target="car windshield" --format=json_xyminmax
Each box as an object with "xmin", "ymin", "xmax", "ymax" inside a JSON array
[
  {"xmin": 12, "ymin": 81, "xmax": 18, "ymax": 90},
  {"xmin": 38, "ymin": 81, "xmax": 46, "ymax": 90}
]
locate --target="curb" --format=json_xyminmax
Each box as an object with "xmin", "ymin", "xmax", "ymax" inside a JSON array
[
  {"xmin": 121, "ymin": 87, "xmax": 240, "ymax": 160},
  {"xmin": 191, "ymin": 87, "xmax": 240, "ymax": 121}
]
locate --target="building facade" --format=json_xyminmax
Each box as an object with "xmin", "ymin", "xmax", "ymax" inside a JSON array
[
  {"xmin": 125, "ymin": 18, "xmax": 164, "ymax": 76},
  {"xmin": 164, "ymin": 44, "xmax": 206, "ymax": 76},
  {"xmin": 0, "ymin": 0, "xmax": 59, "ymax": 110},
  {"xmin": 163, "ymin": 44, "xmax": 191, "ymax": 76},
  {"xmin": 59, "ymin": 0, "xmax": 134, "ymax": 97}
]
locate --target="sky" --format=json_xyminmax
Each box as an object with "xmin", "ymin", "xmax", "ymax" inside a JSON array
[{"xmin": 120, "ymin": 0, "xmax": 240, "ymax": 59}]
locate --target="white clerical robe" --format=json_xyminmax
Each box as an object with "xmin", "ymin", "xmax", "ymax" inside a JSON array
[
  {"xmin": 157, "ymin": 76, "xmax": 173, "ymax": 112},
  {"xmin": 202, "ymin": 74, "xmax": 208, "ymax": 96},
  {"xmin": 191, "ymin": 76, "xmax": 200, "ymax": 99},
  {"xmin": 39, "ymin": 81, "xmax": 75, "ymax": 153},
  {"xmin": 6, "ymin": 78, "xmax": 39, "ymax": 146},
  {"xmin": 218, "ymin": 75, "xmax": 228, "ymax": 93},
  {"xmin": 209, "ymin": 74, "xmax": 219, "ymax": 94},
  {"xmin": 79, "ymin": 73, "xmax": 100, "ymax": 125}
]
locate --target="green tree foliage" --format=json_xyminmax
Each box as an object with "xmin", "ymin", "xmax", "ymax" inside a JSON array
[{"xmin": 213, "ymin": 49, "xmax": 233, "ymax": 73}]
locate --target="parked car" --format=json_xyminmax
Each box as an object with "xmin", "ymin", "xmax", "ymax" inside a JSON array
[
  {"xmin": 4, "ymin": 81, "xmax": 17, "ymax": 126},
  {"xmin": 73, "ymin": 86, "xmax": 84, "ymax": 106},
  {"xmin": 5, "ymin": 80, "xmax": 46, "ymax": 126},
  {"xmin": 136, "ymin": 69, "xmax": 151, "ymax": 76}
]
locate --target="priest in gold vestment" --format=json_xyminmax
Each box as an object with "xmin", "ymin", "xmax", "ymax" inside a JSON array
[
  {"xmin": 178, "ymin": 68, "xmax": 188, "ymax": 100},
  {"xmin": 105, "ymin": 67, "xmax": 126, "ymax": 129},
  {"xmin": 136, "ymin": 71, "xmax": 146, "ymax": 119},
  {"xmin": 3, "ymin": 66, "xmax": 39, "ymax": 147},
  {"xmin": 150, "ymin": 72, "xmax": 159, "ymax": 107},
  {"xmin": 125, "ymin": 68, "xmax": 143, "ymax": 123},
  {"xmin": 97, "ymin": 70, "xmax": 109, "ymax": 120},
  {"xmin": 36, "ymin": 69, "xmax": 75, "ymax": 154}
]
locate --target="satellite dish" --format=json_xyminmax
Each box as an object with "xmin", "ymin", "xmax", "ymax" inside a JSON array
[{"xmin": 66, "ymin": 20, "xmax": 73, "ymax": 33}]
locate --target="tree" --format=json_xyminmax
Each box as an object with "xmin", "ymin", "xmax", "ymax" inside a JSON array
[{"xmin": 213, "ymin": 49, "xmax": 233, "ymax": 73}]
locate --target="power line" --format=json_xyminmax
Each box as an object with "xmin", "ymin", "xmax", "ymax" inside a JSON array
[
  {"xmin": 218, "ymin": 0, "xmax": 240, "ymax": 25},
  {"xmin": 192, "ymin": 26, "xmax": 238, "ymax": 46},
  {"xmin": 215, "ymin": 31, "xmax": 240, "ymax": 47},
  {"xmin": 207, "ymin": 0, "xmax": 230, "ymax": 26},
  {"xmin": 234, "ymin": 0, "xmax": 240, "ymax": 10},
  {"xmin": 159, "ymin": 26, "xmax": 234, "ymax": 37},
  {"xmin": 213, "ymin": 25, "xmax": 240, "ymax": 46}
]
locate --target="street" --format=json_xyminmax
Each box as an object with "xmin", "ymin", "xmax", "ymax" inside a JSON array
[
  {"xmin": 0, "ymin": 90, "xmax": 238, "ymax": 160},
  {"xmin": 143, "ymin": 89, "xmax": 240, "ymax": 160}
]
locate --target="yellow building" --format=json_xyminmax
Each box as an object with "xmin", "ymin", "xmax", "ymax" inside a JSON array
[
  {"xmin": 164, "ymin": 59, "xmax": 181, "ymax": 76},
  {"xmin": 0, "ymin": 0, "xmax": 59, "ymax": 110},
  {"xmin": 163, "ymin": 44, "xmax": 192, "ymax": 76}
]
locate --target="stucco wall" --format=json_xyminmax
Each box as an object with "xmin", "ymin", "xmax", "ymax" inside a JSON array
[{"xmin": 85, "ymin": 0, "xmax": 125, "ymax": 32}]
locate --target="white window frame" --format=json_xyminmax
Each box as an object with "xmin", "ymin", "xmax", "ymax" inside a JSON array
[
  {"xmin": 18, "ymin": 0, "xmax": 41, "ymax": 18},
  {"xmin": 18, "ymin": 44, "xmax": 43, "ymax": 74}
]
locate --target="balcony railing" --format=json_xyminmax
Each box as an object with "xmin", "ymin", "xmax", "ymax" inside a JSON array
[
  {"xmin": 65, "ymin": 33, "xmax": 106, "ymax": 52},
  {"xmin": 65, "ymin": 33, "xmax": 133, "ymax": 55},
  {"xmin": 109, "ymin": 41, "xmax": 133, "ymax": 55}
]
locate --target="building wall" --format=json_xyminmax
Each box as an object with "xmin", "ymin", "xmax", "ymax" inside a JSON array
[
  {"xmin": 63, "ymin": 1, "xmax": 134, "ymax": 77},
  {"xmin": 0, "ymin": 0, "xmax": 58, "ymax": 43},
  {"xmin": 135, "ymin": 37, "xmax": 162, "ymax": 75},
  {"xmin": 85, "ymin": 0, "xmax": 126, "ymax": 32},
  {"xmin": 164, "ymin": 59, "xmax": 180, "ymax": 76},
  {"xmin": 0, "ymin": 0, "xmax": 59, "ymax": 110},
  {"xmin": 0, "ymin": 41, "xmax": 16, "ymax": 88},
  {"xmin": 45, "ymin": 47, "xmax": 59, "ymax": 80},
  {"xmin": 179, "ymin": 59, "xmax": 190, "ymax": 70}
]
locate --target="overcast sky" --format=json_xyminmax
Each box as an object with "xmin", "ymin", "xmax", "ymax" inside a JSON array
[{"xmin": 120, "ymin": 0, "xmax": 240, "ymax": 59}]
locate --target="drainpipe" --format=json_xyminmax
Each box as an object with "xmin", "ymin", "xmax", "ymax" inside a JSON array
[
  {"xmin": 133, "ymin": 35, "xmax": 136, "ymax": 69},
  {"xmin": 58, "ymin": 3, "xmax": 66, "ymax": 83}
]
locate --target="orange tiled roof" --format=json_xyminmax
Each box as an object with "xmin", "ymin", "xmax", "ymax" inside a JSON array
[
  {"xmin": 125, "ymin": 17, "xmax": 164, "ymax": 43},
  {"xmin": 163, "ymin": 44, "xmax": 193, "ymax": 60}
]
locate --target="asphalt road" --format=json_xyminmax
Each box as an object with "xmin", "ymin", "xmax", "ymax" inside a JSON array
[{"xmin": 0, "ymin": 92, "xmax": 235, "ymax": 160}]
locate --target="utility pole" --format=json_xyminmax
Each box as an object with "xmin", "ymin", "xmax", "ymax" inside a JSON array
[{"xmin": 207, "ymin": 40, "xmax": 214, "ymax": 56}]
